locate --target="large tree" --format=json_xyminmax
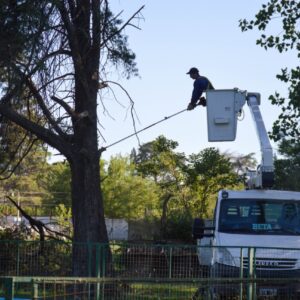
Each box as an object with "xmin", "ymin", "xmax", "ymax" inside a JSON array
[
  {"xmin": 187, "ymin": 148, "xmax": 241, "ymax": 218},
  {"xmin": 0, "ymin": 0, "xmax": 143, "ymax": 275},
  {"xmin": 102, "ymin": 155, "xmax": 159, "ymax": 220},
  {"xmin": 132, "ymin": 136, "xmax": 189, "ymax": 239},
  {"xmin": 239, "ymin": 0, "xmax": 300, "ymax": 143}
]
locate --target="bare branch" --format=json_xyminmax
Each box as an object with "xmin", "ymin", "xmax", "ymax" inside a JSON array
[
  {"xmin": 98, "ymin": 80, "xmax": 141, "ymax": 151},
  {"xmin": 0, "ymin": 133, "xmax": 34, "ymax": 179},
  {"xmin": 106, "ymin": 85, "xmax": 126, "ymax": 109},
  {"xmin": 51, "ymin": 95, "xmax": 75, "ymax": 119},
  {"xmin": 6, "ymin": 196, "xmax": 71, "ymax": 241},
  {"xmin": 100, "ymin": 5, "xmax": 145, "ymax": 47},
  {"xmin": 105, "ymin": 79, "xmax": 140, "ymax": 121},
  {"xmin": 25, "ymin": 78, "xmax": 67, "ymax": 138},
  {"xmin": 55, "ymin": 1, "xmax": 90, "ymax": 95},
  {"xmin": 39, "ymin": 72, "xmax": 74, "ymax": 91},
  {"xmin": 0, "ymin": 93, "xmax": 72, "ymax": 158}
]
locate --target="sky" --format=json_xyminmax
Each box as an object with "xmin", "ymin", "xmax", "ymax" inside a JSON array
[{"xmin": 56, "ymin": 1, "xmax": 298, "ymax": 163}]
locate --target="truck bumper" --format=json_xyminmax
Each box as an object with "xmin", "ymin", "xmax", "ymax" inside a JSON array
[{"xmin": 210, "ymin": 263, "xmax": 300, "ymax": 298}]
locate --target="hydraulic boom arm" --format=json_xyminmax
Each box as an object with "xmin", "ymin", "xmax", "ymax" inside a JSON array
[
  {"xmin": 206, "ymin": 89, "xmax": 274, "ymax": 189},
  {"xmin": 246, "ymin": 93, "xmax": 274, "ymax": 189}
]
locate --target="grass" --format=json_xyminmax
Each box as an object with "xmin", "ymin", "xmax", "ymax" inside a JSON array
[{"xmin": 124, "ymin": 282, "xmax": 200, "ymax": 300}]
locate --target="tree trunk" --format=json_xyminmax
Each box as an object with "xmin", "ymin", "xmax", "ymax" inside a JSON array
[
  {"xmin": 69, "ymin": 76, "xmax": 110, "ymax": 276},
  {"xmin": 70, "ymin": 153, "xmax": 109, "ymax": 276},
  {"xmin": 160, "ymin": 194, "xmax": 172, "ymax": 240}
]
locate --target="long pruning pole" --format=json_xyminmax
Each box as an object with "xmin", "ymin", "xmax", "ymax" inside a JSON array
[{"xmin": 100, "ymin": 107, "xmax": 189, "ymax": 152}]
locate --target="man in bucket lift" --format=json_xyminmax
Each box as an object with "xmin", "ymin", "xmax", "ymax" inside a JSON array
[{"xmin": 186, "ymin": 67, "xmax": 214, "ymax": 110}]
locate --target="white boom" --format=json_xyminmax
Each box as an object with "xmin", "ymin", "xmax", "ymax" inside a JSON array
[
  {"xmin": 206, "ymin": 89, "xmax": 274, "ymax": 189},
  {"xmin": 246, "ymin": 93, "xmax": 274, "ymax": 188}
]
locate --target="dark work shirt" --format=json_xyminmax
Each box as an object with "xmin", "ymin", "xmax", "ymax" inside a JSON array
[{"xmin": 191, "ymin": 76, "xmax": 214, "ymax": 105}]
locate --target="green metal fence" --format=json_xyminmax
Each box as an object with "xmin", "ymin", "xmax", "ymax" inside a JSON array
[
  {"xmin": 0, "ymin": 241, "xmax": 300, "ymax": 299},
  {"xmin": 1, "ymin": 276, "xmax": 300, "ymax": 299}
]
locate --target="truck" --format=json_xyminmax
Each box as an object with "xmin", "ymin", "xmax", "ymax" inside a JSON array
[{"xmin": 193, "ymin": 89, "xmax": 300, "ymax": 299}]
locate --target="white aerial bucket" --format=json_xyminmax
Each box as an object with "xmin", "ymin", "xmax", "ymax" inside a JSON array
[{"xmin": 206, "ymin": 89, "xmax": 246, "ymax": 142}]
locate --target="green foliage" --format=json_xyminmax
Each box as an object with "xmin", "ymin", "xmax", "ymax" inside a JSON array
[
  {"xmin": 102, "ymin": 7, "xmax": 138, "ymax": 78},
  {"xmin": 0, "ymin": 145, "xmax": 50, "ymax": 205},
  {"xmin": 0, "ymin": 119, "xmax": 45, "ymax": 180},
  {"xmin": 0, "ymin": 132, "xmax": 252, "ymax": 242},
  {"xmin": 224, "ymin": 152, "xmax": 257, "ymax": 175},
  {"xmin": 133, "ymin": 137, "xmax": 242, "ymax": 236},
  {"xmin": 54, "ymin": 203, "xmax": 72, "ymax": 236},
  {"xmin": 0, "ymin": 0, "xmax": 52, "ymax": 88},
  {"xmin": 0, "ymin": 203, "xmax": 16, "ymax": 216},
  {"xmin": 0, "ymin": 151, "xmax": 71, "ymax": 216},
  {"xmin": 274, "ymin": 139, "xmax": 300, "ymax": 191},
  {"xmin": 133, "ymin": 135, "xmax": 185, "ymax": 182},
  {"xmin": 0, "ymin": 223, "xmax": 32, "ymax": 240},
  {"xmin": 0, "ymin": 240, "xmax": 73, "ymax": 276},
  {"xmin": 0, "ymin": 120, "xmax": 22, "ymax": 169},
  {"xmin": 188, "ymin": 148, "xmax": 235, "ymax": 178},
  {"xmin": 43, "ymin": 161, "xmax": 71, "ymax": 206},
  {"xmin": 164, "ymin": 211, "xmax": 193, "ymax": 243},
  {"xmin": 102, "ymin": 155, "xmax": 160, "ymax": 219},
  {"xmin": 133, "ymin": 136, "xmax": 189, "ymax": 239},
  {"xmin": 239, "ymin": 0, "xmax": 300, "ymax": 142},
  {"xmin": 133, "ymin": 136, "xmax": 187, "ymax": 202},
  {"xmin": 187, "ymin": 148, "xmax": 241, "ymax": 218}
]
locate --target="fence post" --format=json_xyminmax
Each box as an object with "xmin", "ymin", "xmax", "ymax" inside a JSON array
[
  {"xmin": 100, "ymin": 244, "xmax": 107, "ymax": 300},
  {"xmin": 95, "ymin": 243, "xmax": 101, "ymax": 300},
  {"xmin": 247, "ymin": 247, "xmax": 256, "ymax": 300},
  {"xmin": 88, "ymin": 242, "xmax": 92, "ymax": 277},
  {"xmin": 16, "ymin": 240, "xmax": 20, "ymax": 276},
  {"xmin": 101, "ymin": 244, "xmax": 106, "ymax": 277},
  {"xmin": 169, "ymin": 246, "xmax": 173, "ymax": 279},
  {"xmin": 253, "ymin": 248, "xmax": 257, "ymax": 300},
  {"xmin": 4, "ymin": 277, "xmax": 14, "ymax": 300},
  {"xmin": 31, "ymin": 280, "xmax": 39, "ymax": 300},
  {"xmin": 239, "ymin": 247, "xmax": 244, "ymax": 300}
]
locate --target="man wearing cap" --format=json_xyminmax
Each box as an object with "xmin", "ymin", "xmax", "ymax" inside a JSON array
[{"xmin": 186, "ymin": 67, "xmax": 214, "ymax": 110}]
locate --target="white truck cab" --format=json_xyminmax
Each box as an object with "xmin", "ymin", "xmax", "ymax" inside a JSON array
[
  {"xmin": 195, "ymin": 189, "xmax": 300, "ymax": 269},
  {"xmin": 192, "ymin": 90, "xmax": 300, "ymax": 297}
]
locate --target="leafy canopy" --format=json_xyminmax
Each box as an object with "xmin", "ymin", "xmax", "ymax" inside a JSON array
[
  {"xmin": 239, "ymin": 0, "xmax": 300, "ymax": 143},
  {"xmin": 274, "ymin": 139, "xmax": 300, "ymax": 191},
  {"xmin": 101, "ymin": 155, "xmax": 160, "ymax": 219}
]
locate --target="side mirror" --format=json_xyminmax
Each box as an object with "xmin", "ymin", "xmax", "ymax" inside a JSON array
[
  {"xmin": 192, "ymin": 218, "xmax": 215, "ymax": 239},
  {"xmin": 192, "ymin": 218, "xmax": 205, "ymax": 239}
]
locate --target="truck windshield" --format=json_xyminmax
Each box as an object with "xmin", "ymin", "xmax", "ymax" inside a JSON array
[{"xmin": 219, "ymin": 199, "xmax": 300, "ymax": 235}]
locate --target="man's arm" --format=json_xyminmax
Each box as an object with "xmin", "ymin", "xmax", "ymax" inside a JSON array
[
  {"xmin": 191, "ymin": 80, "xmax": 203, "ymax": 105},
  {"xmin": 187, "ymin": 79, "xmax": 205, "ymax": 110}
]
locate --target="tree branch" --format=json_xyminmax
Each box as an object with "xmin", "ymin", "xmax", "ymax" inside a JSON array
[
  {"xmin": 0, "ymin": 93, "xmax": 72, "ymax": 158},
  {"xmin": 25, "ymin": 78, "xmax": 68, "ymax": 138},
  {"xmin": 6, "ymin": 196, "xmax": 71, "ymax": 241},
  {"xmin": 51, "ymin": 95, "xmax": 75, "ymax": 118},
  {"xmin": 100, "ymin": 5, "xmax": 144, "ymax": 47},
  {"xmin": 105, "ymin": 80, "xmax": 141, "ymax": 144},
  {"xmin": 56, "ymin": 1, "xmax": 91, "ymax": 100},
  {"xmin": 0, "ymin": 135, "xmax": 37, "ymax": 180}
]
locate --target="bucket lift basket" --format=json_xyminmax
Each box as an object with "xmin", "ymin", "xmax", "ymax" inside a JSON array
[{"xmin": 206, "ymin": 89, "xmax": 246, "ymax": 142}]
